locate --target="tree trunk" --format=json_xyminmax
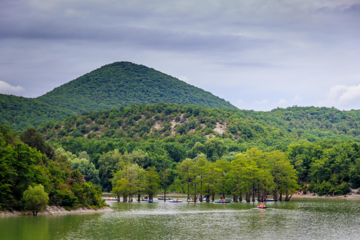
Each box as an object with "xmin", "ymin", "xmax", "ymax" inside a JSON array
[
  {"xmin": 285, "ymin": 190, "xmax": 292, "ymax": 201},
  {"xmin": 211, "ymin": 193, "xmax": 215, "ymax": 202},
  {"xmin": 137, "ymin": 193, "xmax": 140, "ymax": 202},
  {"xmin": 117, "ymin": 194, "xmax": 120, "ymax": 202},
  {"xmin": 279, "ymin": 193, "xmax": 282, "ymax": 201},
  {"xmin": 187, "ymin": 176, "xmax": 190, "ymax": 200},
  {"xmin": 206, "ymin": 194, "xmax": 210, "ymax": 202},
  {"xmin": 123, "ymin": 194, "xmax": 127, "ymax": 203},
  {"xmin": 194, "ymin": 184, "xmax": 197, "ymax": 202},
  {"xmin": 200, "ymin": 178, "xmax": 203, "ymax": 202},
  {"xmin": 163, "ymin": 162, "xmax": 167, "ymax": 202},
  {"xmin": 246, "ymin": 189, "xmax": 251, "ymax": 202},
  {"xmin": 252, "ymin": 184, "xmax": 255, "ymax": 202},
  {"xmin": 239, "ymin": 192, "xmax": 242, "ymax": 202},
  {"xmin": 274, "ymin": 189, "xmax": 278, "ymax": 201},
  {"xmin": 274, "ymin": 174, "xmax": 278, "ymax": 201}
]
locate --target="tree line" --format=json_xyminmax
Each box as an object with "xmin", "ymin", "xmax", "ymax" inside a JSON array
[{"xmin": 107, "ymin": 148, "xmax": 298, "ymax": 202}]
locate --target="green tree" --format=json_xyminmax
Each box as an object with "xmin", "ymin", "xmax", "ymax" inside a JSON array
[
  {"xmin": 144, "ymin": 167, "xmax": 160, "ymax": 200},
  {"xmin": 204, "ymin": 138, "xmax": 228, "ymax": 162},
  {"xmin": 176, "ymin": 158, "xmax": 196, "ymax": 200},
  {"xmin": 22, "ymin": 184, "xmax": 49, "ymax": 216}
]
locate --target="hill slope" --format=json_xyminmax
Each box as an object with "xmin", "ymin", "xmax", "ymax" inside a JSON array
[
  {"xmin": 0, "ymin": 94, "xmax": 74, "ymax": 130},
  {"xmin": 0, "ymin": 62, "xmax": 235, "ymax": 130},
  {"xmin": 37, "ymin": 62, "xmax": 235, "ymax": 113},
  {"xmin": 31, "ymin": 103, "xmax": 360, "ymax": 193},
  {"xmin": 38, "ymin": 103, "xmax": 360, "ymax": 146}
]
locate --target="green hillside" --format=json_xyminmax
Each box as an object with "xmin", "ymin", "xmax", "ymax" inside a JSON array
[
  {"xmin": 33, "ymin": 103, "xmax": 360, "ymax": 193},
  {"xmin": 37, "ymin": 62, "xmax": 236, "ymax": 113},
  {"xmin": 39, "ymin": 103, "xmax": 360, "ymax": 146},
  {"xmin": 0, "ymin": 62, "xmax": 235, "ymax": 130},
  {"xmin": 0, "ymin": 94, "xmax": 74, "ymax": 130}
]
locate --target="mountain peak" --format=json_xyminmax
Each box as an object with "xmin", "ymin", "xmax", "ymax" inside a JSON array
[{"xmin": 37, "ymin": 62, "xmax": 236, "ymax": 113}]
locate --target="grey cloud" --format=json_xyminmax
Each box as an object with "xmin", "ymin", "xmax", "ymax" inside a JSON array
[{"xmin": 1, "ymin": 0, "xmax": 360, "ymax": 110}]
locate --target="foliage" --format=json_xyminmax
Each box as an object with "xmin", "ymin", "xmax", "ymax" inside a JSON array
[
  {"xmin": 22, "ymin": 184, "xmax": 49, "ymax": 216},
  {"xmin": 0, "ymin": 94, "xmax": 73, "ymax": 131},
  {"xmin": 0, "ymin": 125, "xmax": 106, "ymax": 211}
]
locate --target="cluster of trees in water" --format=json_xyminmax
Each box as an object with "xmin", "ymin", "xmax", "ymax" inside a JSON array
[
  {"xmin": 106, "ymin": 148, "xmax": 298, "ymax": 202},
  {"xmin": 0, "ymin": 125, "xmax": 107, "ymax": 212},
  {"xmin": 51, "ymin": 133, "xmax": 358, "ymax": 197}
]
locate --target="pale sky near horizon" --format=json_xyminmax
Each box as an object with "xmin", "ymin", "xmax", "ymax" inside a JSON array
[{"xmin": 1, "ymin": 0, "xmax": 360, "ymax": 111}]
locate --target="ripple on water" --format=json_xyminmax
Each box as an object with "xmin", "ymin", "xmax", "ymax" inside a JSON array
[{"xmin": 1, "ymin": 199, "xmax": 360, "ymax": 240}]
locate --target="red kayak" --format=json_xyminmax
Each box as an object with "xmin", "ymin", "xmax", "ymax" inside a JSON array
[{"xmin": 106, "ymin": 198, "xmax": 117, "ymax": 201}]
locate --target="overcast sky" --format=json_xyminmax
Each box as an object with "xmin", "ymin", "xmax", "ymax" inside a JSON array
[{"xmin": 1, "ymin": 0, "xmax": 360, "ymax": 111}]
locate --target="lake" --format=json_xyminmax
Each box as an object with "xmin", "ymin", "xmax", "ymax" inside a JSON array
[{"xmin": 1, "ymin": 198, "xmax": 360, "ymax": 240}]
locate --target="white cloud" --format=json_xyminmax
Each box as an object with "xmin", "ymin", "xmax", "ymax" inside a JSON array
[
  {"xmin": 318, "ymin": 84, "xmax": 360, "ymax": 109},
  {"xmin": 255, "ymin": 99, "xmax": 268, "ymax": 104},
  {"xmin": 276, "ymin": 98, "xmax": 288, "ymax": 106},
  {"xmin": 235, "ymin": 99, "xmax": 244, "ymax": 107},
  {"xmin": 293, "ymin": 94, "xmax": 302, "ymax": 102},
  {"xmin": 178, "ymin": 76, "xmax": 189, "ymax": 82},
  {"xmin": 0, "ymin": 81, "xmax": 25, "ymax": 95}
]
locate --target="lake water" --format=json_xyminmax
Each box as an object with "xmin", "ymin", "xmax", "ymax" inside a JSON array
[{"xmin": 1, "ymin": 198, "xmax": 360, "ymax": 240}]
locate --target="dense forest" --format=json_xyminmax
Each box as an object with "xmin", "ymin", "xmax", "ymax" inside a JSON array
[
  {"xmin": 0, "ymin": 125, "xmax": 107, "ymax": 211},
  {"xmin": 25, "ymin": 103, "xmax": 360, "ymax": 197},
  {"xmin": 38, "ymin": 103, "xmax": 360, "ymax": 147},
  {"xmin": 0, "ymin": 62, "xmax": 235, "ymax": 130},
  {"xmin": 0, "ymin": 94, "xmax": 73, "ymax": 130}
]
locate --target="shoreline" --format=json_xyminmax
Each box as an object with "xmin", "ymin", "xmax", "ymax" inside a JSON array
[
  {"xmin": 291, "ymin": 194, "xmax": 360, "ymax": 201},
  {"xmin": 103, "ymin": 191, "xmax": 360, "ymax": 201},
  {"xmin": 0, "ymin": 205, "xmax": 113, "ymax": 217}
]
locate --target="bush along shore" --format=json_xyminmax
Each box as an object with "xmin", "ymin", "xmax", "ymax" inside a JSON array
[{"xmin": 0, "ymin": 125, "xmax": 109, "ymax": 215}]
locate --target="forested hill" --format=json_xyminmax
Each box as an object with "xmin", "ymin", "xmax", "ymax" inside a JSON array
[
  {"xmin": 0, "ymin": 94, "xmax": 73, "ymax": 130},
  {"xmin": 38, "ymin": 103, "xmax": 360, "ymax": 148},
  {"xmin": 37, "ymin": 62, "xmax": 236, "ymax": 113},
  {"xmin": 33, "ymin": 103, "xmax": 360, "ymax": 193},
  {"xmin": 0, "ymin": 62, "xmax": 235, "ymax": 130}
]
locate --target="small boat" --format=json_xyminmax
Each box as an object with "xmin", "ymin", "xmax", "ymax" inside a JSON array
[
  {"xmin": 169, "ymin": 198, "xmax": 183, "ymax": 203},
  {"xmin": 157, "ymin": 197, "xmax": 172, "ymax": 200},
  {"xmin": 265, "ymin": 199, "xmax": 275, "ymax": 201},
  {"xmin": 105, "ymin": 198, "xmax": 118, "ymax": 201},
  {"xmin": 214, "ymin": 199, "xmax": 231, "ymax": 203},
  {"xmin": 257, "ymin": 204, "xmax": 268, "ymax": 209},
  {"xmin": 215, "ymin": 197, "xmax": 230, "ymax": 203},
  {"xmin": 148, "ymin": 200, "xmax": 154, "ymax": 203}
]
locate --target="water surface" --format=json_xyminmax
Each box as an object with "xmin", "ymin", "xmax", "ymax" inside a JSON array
[{"xmin": 1, "ymin": 198, "xmax": 359, "ymax": 239}]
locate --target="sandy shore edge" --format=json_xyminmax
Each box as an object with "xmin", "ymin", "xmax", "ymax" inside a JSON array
[{"xmin": 0, "ymin": 206, "xmax": 113, "ymax": 217}]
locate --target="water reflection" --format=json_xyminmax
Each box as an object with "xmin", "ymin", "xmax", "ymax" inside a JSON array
[{"xmin": 0, "ymin": 199, "xmax": 359, "ymax": 240}]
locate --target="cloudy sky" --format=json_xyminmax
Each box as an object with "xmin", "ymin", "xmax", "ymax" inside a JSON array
[{"xmin": 1, "ymin": 0, "xmax": 360, "ymax": 111}]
